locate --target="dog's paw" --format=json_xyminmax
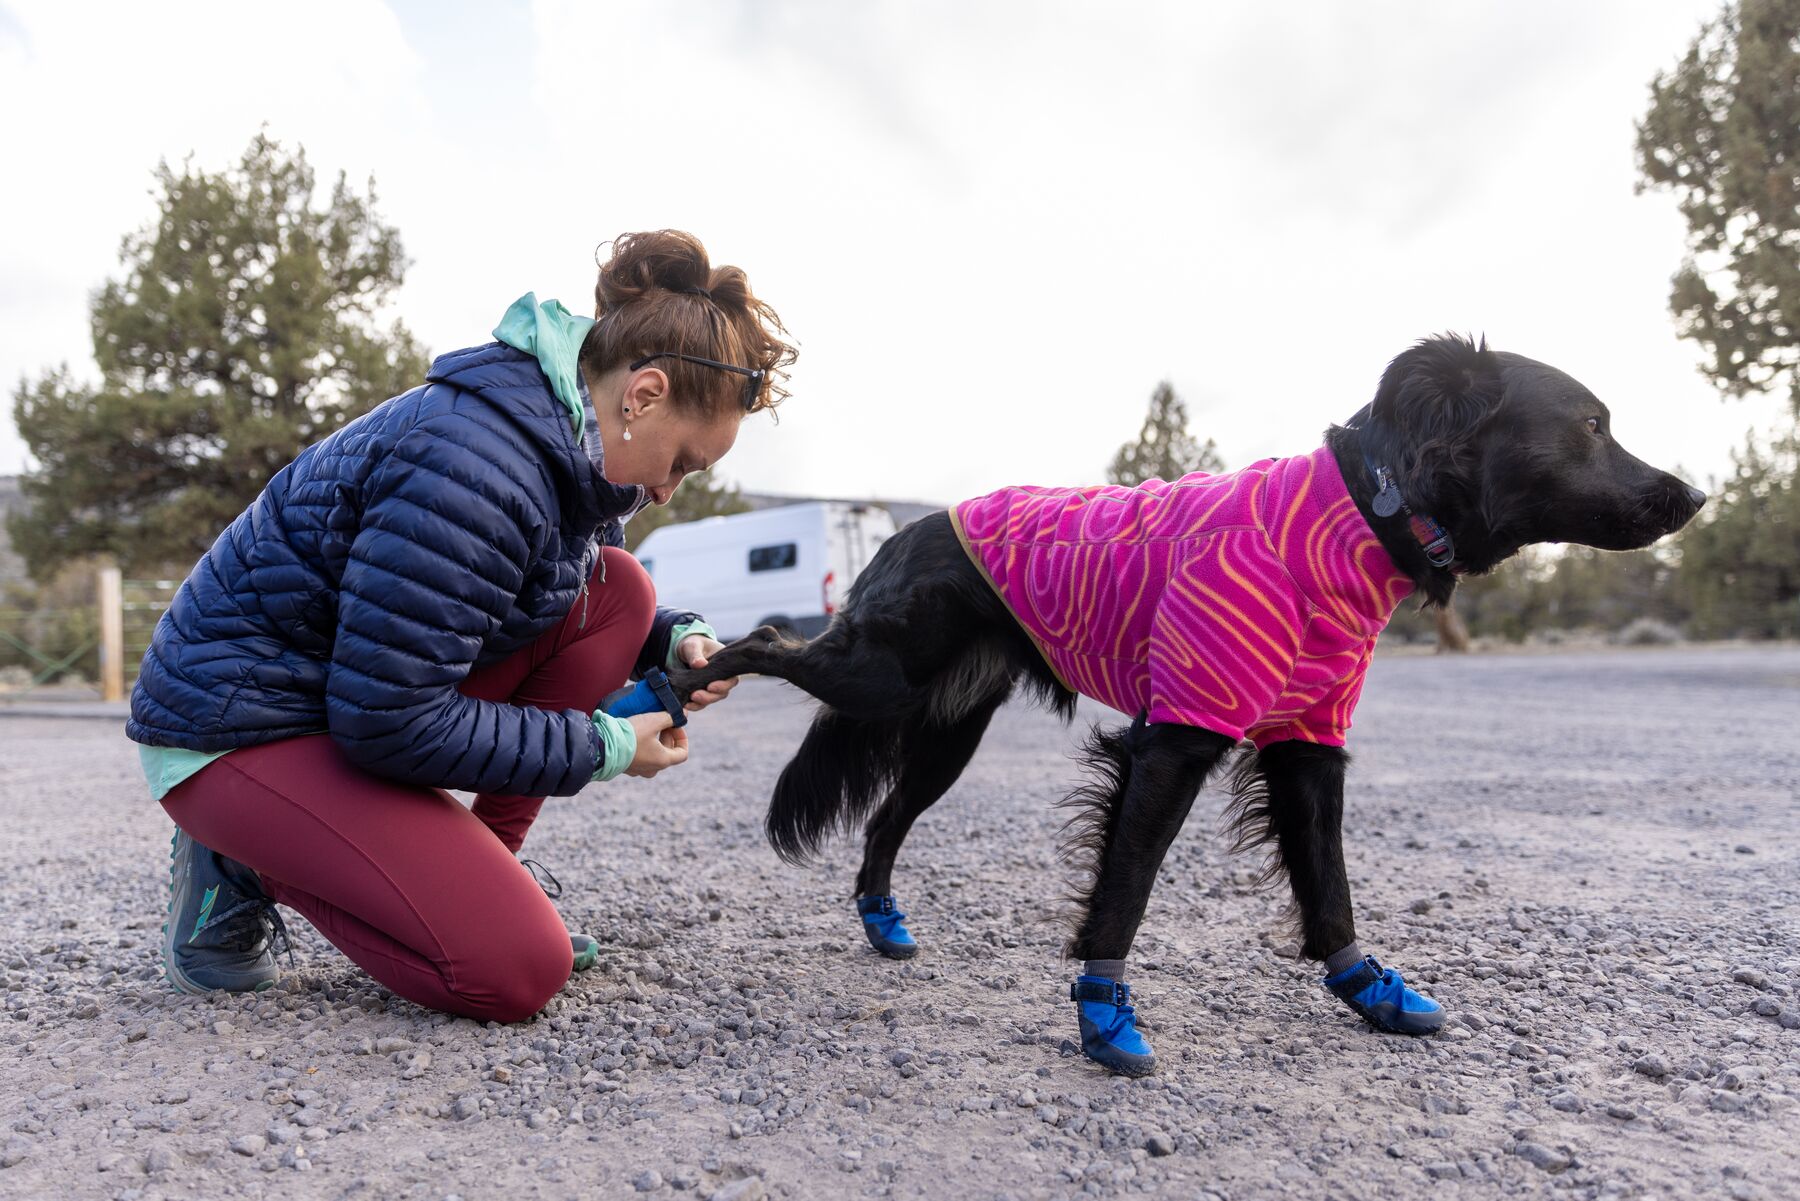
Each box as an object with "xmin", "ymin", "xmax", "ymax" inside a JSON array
[
  {"xmin": 1323, "ymin": 956, "xmax": 1444, "ymax": 1035},
  {"xmin": 856, "ymin": 895, "xmax": 918, "ymax": 959},
  {"xmin": 1072, "ymin": 976, "xmax": 1157, "ymax": 1076}
]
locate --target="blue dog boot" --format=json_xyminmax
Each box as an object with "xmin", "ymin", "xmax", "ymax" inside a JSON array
[
  {"xmin": 856, "ymin": 895, "xmax": 918, "ymax": 959},
  {"xmin": 1323, "ymin": 955, "xmax": 1444, "ymax": 1035},
  {"xmin": 1071, "ymin": 975, "xmax": 1156, "ymax": 1076}
]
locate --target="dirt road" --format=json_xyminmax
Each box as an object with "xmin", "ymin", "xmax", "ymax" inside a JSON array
[{"xmin": 2, "ymin": 645, "xmax": 1796, "ymax": 1199}]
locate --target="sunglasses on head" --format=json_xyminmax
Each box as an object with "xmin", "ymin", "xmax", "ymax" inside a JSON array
[{"xmin": 629, "ymin": 352, "xmax": 764, "ymax": 413}]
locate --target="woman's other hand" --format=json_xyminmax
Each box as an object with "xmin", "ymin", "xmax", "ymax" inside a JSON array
[
  {"xmin": 625, "ymin": 712, "xmax": 689, "ymax": 777},
  {"xmin": 676, "ymin": 635, "xmax": 739, "ymax": 711}
]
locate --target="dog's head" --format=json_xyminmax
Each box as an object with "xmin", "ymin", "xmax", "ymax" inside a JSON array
[{"xmin": 1348, "ymin": 333, "xmax": 1705, "ymax": 583}]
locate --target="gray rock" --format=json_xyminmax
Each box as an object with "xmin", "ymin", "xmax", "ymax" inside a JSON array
[
  {"xmin": 1731, "ymin": 967, "xmax": 1770, "ymax": 990},
  {"xmin": 229, "ymin": 1135, "xmax": 266, "ymax": 1157},
  {"xmin": 1633, "ymin": 1054, "xmax": 1669, "ymax": 1078},
  {"xmin": 1512, "ymin": 1143, "xmax": 1570, "ymax": 1173},
  {"xmin": 708, "ymin": 1179, "xmax": 765, "ymax": 1201},
  {"xmin": 635, "ymin": 1168, "xmax": 665, "ymax": 1191},
  {"xmin": 1145, "ymin": 1134, "xmax": 1175, "ymax": 1157}
]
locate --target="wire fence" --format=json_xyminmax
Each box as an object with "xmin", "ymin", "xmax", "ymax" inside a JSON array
[
  {"xmin": 121, "ymin": 578, "xmax": 179, "ymax": 687},
  {"xmin": 0, "ymin": 572, "xmax": 177, "ymax": 698}
]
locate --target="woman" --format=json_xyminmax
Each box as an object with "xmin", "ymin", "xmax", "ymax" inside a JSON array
[{"xmin": 128, "ymin": 230, "xmax": 795, "ymax": 1022}]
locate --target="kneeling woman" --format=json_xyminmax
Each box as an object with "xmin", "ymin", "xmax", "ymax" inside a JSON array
[{"xmin": 129, "ymin": 230, "xmax": 794, "ymax": 1022}]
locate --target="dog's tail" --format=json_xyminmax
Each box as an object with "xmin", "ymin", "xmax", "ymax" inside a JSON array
[{"xmin": 766, "ymin": 706, "xmax": 907, "ymax": 864}]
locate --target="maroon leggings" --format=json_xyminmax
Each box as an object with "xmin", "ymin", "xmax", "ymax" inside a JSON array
[{"xmin": 160, "ymin": 547, "xmax": 656, "ymax": 1023}]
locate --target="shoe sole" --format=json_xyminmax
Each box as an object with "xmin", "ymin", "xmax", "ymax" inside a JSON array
[
  {"xmin": 1356, "ymin": 1002, "xmax": 1445, "ymax": 1036},
  {"xmin": 868, "ymin": 937, "xmax": 918, "ymax": 960},
  {"xmin": 1081, "ymin": 1039, "xmax": 1157, "ymax": 1077}
]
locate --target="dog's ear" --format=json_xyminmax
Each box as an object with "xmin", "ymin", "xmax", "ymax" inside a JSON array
[
  {"xmin": 1368, "ymin": 334, "xmax": 1504, "ymax": 509},
  {"xmin": 1371, "ymin": 333, "xmax": 1503, "ymax": 449}
]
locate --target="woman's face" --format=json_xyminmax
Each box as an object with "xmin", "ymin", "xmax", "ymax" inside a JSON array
[{"xmin": 591, "ymin": 364, "xmax": 742, "ymax": 505}]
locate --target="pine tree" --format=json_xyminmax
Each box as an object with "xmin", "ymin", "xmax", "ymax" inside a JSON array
[
  {"xmin": 1107, "ymin": 381, "xmax": 1223, "ymax": 486},
  {"xmin": 9, "ymin": 133, "xmax": 428, "ymax": 578},
  {"xmin": 1636, "ymin": 0, "xmax": 1800, "ymax": 412}
]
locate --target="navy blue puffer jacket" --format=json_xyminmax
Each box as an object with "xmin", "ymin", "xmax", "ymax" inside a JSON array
[{"xmin": 127, "ymin": 343, "xmax": 698, "ymax": 798}]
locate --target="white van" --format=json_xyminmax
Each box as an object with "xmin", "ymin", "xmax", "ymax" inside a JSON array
[{"xmin": 634, "ymin": 502, "xmax": 901, "ymax": 641}]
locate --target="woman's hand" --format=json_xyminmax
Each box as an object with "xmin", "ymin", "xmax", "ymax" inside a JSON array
[
  {"xmin": 676, "ymin": 634, "xmax": 739, "ymax": 711},
  {"xmin": 624, "ymin": 712, "xmax": 689, "ymax": 777}
]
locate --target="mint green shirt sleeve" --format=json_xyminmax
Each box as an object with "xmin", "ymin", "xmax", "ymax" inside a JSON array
[
  {"xmin": 665, "ymin": 619, "xmax": 718, "ymax": 671},
  {"xmin": 591, "ymin": 711, "xmax": 637, "ymax": 782}
]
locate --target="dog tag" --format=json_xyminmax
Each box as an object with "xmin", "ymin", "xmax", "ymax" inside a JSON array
[{"xmin": 1372, "ymin": 469, "xmax": 1404, "ymax": 518}]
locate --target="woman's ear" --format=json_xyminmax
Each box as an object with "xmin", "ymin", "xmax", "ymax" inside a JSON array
[
  {"xmin": 1371, "ymin": 333, "xmax": 1503, "ymax": 462},
  {"xmin": 622, "ymin": 366, "xmax": 669, "ymax": 418}
]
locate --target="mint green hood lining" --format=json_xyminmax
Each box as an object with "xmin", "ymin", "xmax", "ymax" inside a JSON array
[{"xmin": 493, "ymin": 292, "xmax": 595, "ymax": 439}]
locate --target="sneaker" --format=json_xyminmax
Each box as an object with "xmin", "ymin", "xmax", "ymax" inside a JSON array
[
  {"xmin": 518, "ymin": 857, "xmax": 598, "ymax": 974},
  {"xmin": 856, "ymin": 894, "xmax": 918, "ymax": 959},
  {"xmin": 162, "ymin": 829, "xmax": 285, "ymax": 995},
  {"xmin": 1323, "ymin": 955, "xmax": 1445, "ymax": 1035},
  {"xmin": 1071, "ymin": 975, "xmax": 1156, "ymax": 1076}
]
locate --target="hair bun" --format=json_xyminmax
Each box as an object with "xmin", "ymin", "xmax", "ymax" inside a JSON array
[{"xmin": 595, "ymin": 229, "xmax": 712, "ymax": 315}]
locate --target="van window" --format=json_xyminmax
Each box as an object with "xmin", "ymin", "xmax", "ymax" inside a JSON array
[
  {"xmin": 748, "ymin": 542, "xmax": 798, "ymax": 572},
  {"xmin": 639, "ymin": 559, "xmax": 654, "ymax": 577}
]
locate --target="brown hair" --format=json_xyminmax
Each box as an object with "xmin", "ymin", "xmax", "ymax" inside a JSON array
[{"xmin": 582, "ymin": 230, "xmax": 796, "ymax": 418}]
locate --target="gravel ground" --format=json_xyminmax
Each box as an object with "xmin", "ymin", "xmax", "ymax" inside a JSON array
[{"xmin": 2, "ymin": 644, "xmax": 1798, "ymax": 1200}]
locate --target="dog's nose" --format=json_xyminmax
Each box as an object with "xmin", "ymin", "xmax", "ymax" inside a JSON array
[{"xmin": 1685, "ymin": 485, "xmax": 1707, "ymax": 509}]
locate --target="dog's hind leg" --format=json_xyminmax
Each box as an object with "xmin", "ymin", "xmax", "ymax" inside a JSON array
[
  {"xmin": 851, "ymin": 688, "xmax": 1009, "ymax": 958},
  {"xmin": 669, "ymin": 618, "xmax": 927, "ymax": 720},
  {"xmin": 668, "ymin": 512, "xmax": 1023, "ymax": 722},
  {"xmin": 1061, "ymin": 719, "xmax": 1235, "ymax": 1076},
  {"xmin": 1237, "ymin": 741, "xmax": 1444, "ymax": 1036}
]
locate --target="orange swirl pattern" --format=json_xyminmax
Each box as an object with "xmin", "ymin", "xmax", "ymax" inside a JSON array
[{"xmin": 950, "ymin": 446, "xmax": 1414, "ymax": 747}]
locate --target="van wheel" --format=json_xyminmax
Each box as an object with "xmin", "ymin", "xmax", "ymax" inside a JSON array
[{"xmin": 756, "ymin": 615, "xmax": 799, "ymax": 640}]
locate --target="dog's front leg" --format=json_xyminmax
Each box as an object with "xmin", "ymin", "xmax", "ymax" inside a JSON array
[
  {"xmin": 1063, "ymin": 720, "xmax": 1234, "ymax": 1075},
  {"xmin": 1254, "ymin": 740, "xmax": 1445, "ymax": 1035}
]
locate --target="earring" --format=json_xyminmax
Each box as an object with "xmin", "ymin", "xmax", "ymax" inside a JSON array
[{"xmin": 622, "ymin": 407, "xmax": 632, "ymax": 440}]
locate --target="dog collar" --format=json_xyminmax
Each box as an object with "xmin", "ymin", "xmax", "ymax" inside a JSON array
[
  {"xmin": 1344, "ymin": 405, "xmax": 1463, "ymax": 573},
  {"xmin": 1368, "ymin": 462, "xmax": 1462, "ymax": 572}
]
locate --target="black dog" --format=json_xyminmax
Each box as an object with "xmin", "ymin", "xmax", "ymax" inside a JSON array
[{"xmin": 672, "ymin": 335, "xmax": 1704, "ymax": 1074}]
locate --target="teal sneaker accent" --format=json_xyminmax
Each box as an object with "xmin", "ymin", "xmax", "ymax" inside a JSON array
[
  {"xmin": 189, "ymin": 885, "xmax": 219, "ymax": 943},
  {"xmin": 570, "ymin": 934, "xmax": 599, "ymax": 973},
  {"xmin": 163, "ymin": 829, "xmax": 285, "ymax": 996}
]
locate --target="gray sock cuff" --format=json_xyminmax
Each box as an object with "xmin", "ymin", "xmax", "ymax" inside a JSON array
[
  {"xmin": 1083, "ymin": 959, "xmax": 1127, "ymax": 981},
  {"xmin": 1323, "ymin": 942, "xmax": 1364, "ymax": 976}
]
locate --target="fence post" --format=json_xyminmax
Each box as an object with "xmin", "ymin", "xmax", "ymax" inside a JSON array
[{"xmin": 99, "ymin": 566, "xmax": 124, "ymax": 702}]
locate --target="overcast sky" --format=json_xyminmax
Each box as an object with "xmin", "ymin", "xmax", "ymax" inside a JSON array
[{"xmin": 1, "ymin": 0, "xmax": 1788, "ymax": 505}]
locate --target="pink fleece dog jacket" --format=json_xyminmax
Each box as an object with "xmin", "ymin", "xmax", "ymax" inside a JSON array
[{"xmin": 949, "ymin": 446, "xmax": 1414, "ymax": 747}]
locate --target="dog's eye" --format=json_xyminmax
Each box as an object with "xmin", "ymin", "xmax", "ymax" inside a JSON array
[{"xmin": 1585, "ymin": 417, "xmax": 1602, "ymax": 436}]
